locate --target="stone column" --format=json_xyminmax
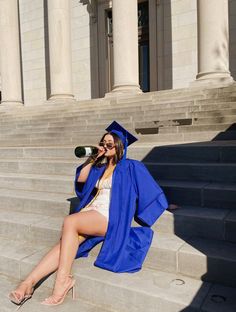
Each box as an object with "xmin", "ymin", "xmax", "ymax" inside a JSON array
[
  {"xmin": 47, "ymin": 0, "xmax": 74, "ymax": 100},
  {"xmin": 107, "ymin": 0, "xmax": 142, "ymax": 96},
  {"xmin": 0, "ymin": 0, "xmax": 23, "ymax": 106},
  {"xmin": 194, "ymin": 0, "xmax": 233, "ymax": 85}
]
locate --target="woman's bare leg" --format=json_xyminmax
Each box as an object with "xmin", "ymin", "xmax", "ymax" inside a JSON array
[
  {"xmin": 42, "ymin": 210, "xmax": 108, "ymax": 304},
  {"xmin": 9, "ymin": 242, "xmax": 60, "ymax": 302},
  {"xmin": 10, "ymin": 236, "xmax": 87, "ymax": 302}
]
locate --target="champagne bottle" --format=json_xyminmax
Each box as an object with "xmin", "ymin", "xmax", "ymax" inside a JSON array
[{"xmin": 74, "ymin": 146, "xmax": 99, "ymax": 158}]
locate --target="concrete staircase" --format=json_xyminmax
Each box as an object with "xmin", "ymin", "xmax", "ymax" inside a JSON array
[{"xmin": 0, "ymin": 85, "xmax": 236, "ymax": 311}]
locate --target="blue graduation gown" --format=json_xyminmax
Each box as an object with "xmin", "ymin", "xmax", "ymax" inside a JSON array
[{"xmin": 74, "ymin": 159, "xmax": 168, "ymax": 273}]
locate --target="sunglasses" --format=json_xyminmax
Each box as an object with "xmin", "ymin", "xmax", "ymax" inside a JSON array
[{"xmin": 99, "ymin": 142, "xmax": 115, "ymax": 149}]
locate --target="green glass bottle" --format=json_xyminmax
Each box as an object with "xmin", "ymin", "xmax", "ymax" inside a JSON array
[{"xmin": 74, "ymin": 146, "xmax": 98, "ymax": 158}]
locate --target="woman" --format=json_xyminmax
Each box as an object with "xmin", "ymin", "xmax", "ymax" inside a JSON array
[{"xmin": 8, "ymin": 121, "xmax": 169, "ymax": 307}]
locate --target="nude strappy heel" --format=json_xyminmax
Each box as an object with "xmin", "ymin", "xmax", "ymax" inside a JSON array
[
  {"xmin": 8, "ymin": 280, "xmax": 34, "ymax": 309},
  {"xmin": 41, "ymin": 275, "xmax": 76, "ymax": 306}
]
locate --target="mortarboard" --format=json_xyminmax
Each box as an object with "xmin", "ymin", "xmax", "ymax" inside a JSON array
[{"xmin": 105, "ymin": 121, "xmax": 138, "ymax": 160}]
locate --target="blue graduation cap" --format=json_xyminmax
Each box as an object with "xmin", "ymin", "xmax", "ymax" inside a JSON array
[{"xmin": 105, "ymin": 121, "xmax": 138, "ymax": 160}]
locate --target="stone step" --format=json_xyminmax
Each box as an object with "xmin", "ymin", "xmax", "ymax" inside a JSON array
[
  {"xmin": 0, "ymin": 188, "xmax": 70, "ymax": 217},
  {"xmin": 0, "ymin": 172, "xmax": 235, "ymax": 209},
  {"xmin": 0, "ymin": 210, "xmax": 63, "ymax": 244},
  {"xmin": 192, "ymin": 115, "xmax": 236, "ymax": 125},
  {"xmin": 4, "ymin": 113, "xmax": 235, "ymax": 139},
  {"xmin": 144, "ymin": 233, "xmax": 236, "ymax": 287},
  {"xmin": 0, "ymin": 208, "xmax": 236, "ymax": 286},
  {"xmin": 0, "ymin": 187, "xmax": 234, "ymax": 242},
  {"xmin": 145, "ymin": 162, "xmax": 236, "ymax": 183},
  {"xmin": 0, "ymin": 144, "xmax": 155, "ymax": 160},
  {"xmin": 0, "ymin": 273, "xmax": 115, "ymax": 312},
  {"xmin": 0, "ymin": 141, "xmax": 235, "ymax": 162},
  {"xmin": 159, "ymin": 123, "xmax": 236, "ymax": 134},
  {"xmin": 159, "ymin": 180, "xmax": 236, "ymax": 210},
  {"xmin": 140, "ymin": 109, "xmax": 236, "ymax": 124},
  {"xmin": 136, "ymin": 120, "xmax": 233, "ymax": 133},
  {"xmin": 0, "ymin": 84, "xmax": 235, "ymax": 116},
  {"xmin": 142, "ymin": 141, "xmax": 236, "ymax": 163},
  {"xmin": 1, "ymin": 110, "xmax": 234, "ymax": 136},
  {"xmin": 0, "ymin": 119, "xmax": 133, "ymax": 133},
  {"xmin": 0, "ymin": 157, "xmax": 235, "ymax": 184},
  {"xmin": 175, "ymin": 236, "xmax": 236, "ymax": 287},
  {"xmin": 1, "ymin": 232, "xmax": 236, "ymax": 308},
  {"xmin": 0, "ymin": 159, "xmax": 81, "ymax": 175},
  {"xmin": 1, "ymin": 99, "xmax": 236, "ymax": 127},
  {"xmin": 0, "ymin": 146, "xmax": 77, "ymax": 159},
  {"xmin": 0, "ymin": 239, "xmax": 222, "ymax": 312},
  {"xmin": 152, "ymin": 206, "xmax": 235, "ymax": 242},
  {"xmin": 0, "ymin": 130, "xmax": 225, "ymax": 146},
  {"xmin": 1, "ymin": 104, "xmax": 236, "ymax": 131},
  {"xmin": 154, "ymin": 85, "xmax": 236, "ymax": 98},
  {"xmin": 191, "ymin": 108, "xmax": 236, "ymax": 117},
  {"xmin": 0, "ymin": 123, "xmax": 134, "ymax": 138},
  {"xmin": 0, "ymin": 172, "xmax": 74, "ymax": 194},
  {"xmin": 0, "ymin": 130, "xmax": 231, "ymax": 147},
  {"xmin": 26, "ymin": 259, "xmax": 236, "ymax": 312}
]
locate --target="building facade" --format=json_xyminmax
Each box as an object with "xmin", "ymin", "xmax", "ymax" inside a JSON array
[{"xmin": 0, "ymin": 0, "xmax": 236, "ymax": 106}]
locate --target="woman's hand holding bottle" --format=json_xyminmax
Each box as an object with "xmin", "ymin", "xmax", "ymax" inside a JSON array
[{"xmin": 91, "ymin": 145, "xmax": 106, "ymax": 162}]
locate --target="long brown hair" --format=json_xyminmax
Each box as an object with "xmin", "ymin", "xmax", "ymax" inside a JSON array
[{"xmin": 94, "ymin": 132, "xmax": 124, "ymax": 166}]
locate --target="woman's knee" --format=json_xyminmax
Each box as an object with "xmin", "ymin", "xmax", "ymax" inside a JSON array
[{"xmin": 62, "ymin": 215, "xmax": 77, "ymax": 231}]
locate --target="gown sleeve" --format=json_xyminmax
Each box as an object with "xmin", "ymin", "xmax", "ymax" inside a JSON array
[
  {"xmin": 74, "ymin": 164, "xmax": 86, "ymax": 200},
  {"xmin": 131, "ymin": 160, "xmax": 168, "ymax": 227}
]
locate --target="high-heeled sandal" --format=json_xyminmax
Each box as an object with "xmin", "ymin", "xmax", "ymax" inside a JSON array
[
  {"xmin": 41, "ymin": 275, "xmax": 76, "ymax": 306},
  {"xmin": 8, "ymin": 280, "xmax": 34, "ymax": 308}
]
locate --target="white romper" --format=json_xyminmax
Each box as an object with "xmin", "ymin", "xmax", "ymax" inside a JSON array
[{"xmin": 80, "ymin": 175, "xmax": 112, "ymax": 221}]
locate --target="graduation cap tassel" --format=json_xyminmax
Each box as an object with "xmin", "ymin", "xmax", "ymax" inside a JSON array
[{"xmin": 123, "ymin": 134, "xmax": 128, "ymax": 161}]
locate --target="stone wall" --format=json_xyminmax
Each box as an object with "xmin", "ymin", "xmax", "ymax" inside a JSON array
[
  {"xmin": 18, "ymin": 0, "xmax": 93, "ymax": 105},
  {"xmin": 165, "ymin": 0, "xmax": 197, "ymax": 89},
  {"xmin": 71, "ymin": 0, "xmax": 92, "ymax": 101},
  {"xmin": 19, "ymin": 0, "xmax": 47, "ymax": 105},
  {"xmin": 229, "ymin": 0, "xmax": 236, "ymax": 80}
]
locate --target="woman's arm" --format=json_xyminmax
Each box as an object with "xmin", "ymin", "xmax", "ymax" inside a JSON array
[
  {"xmin": 77, "ymin": 158, "xmax": 95, "ymax": 183},
  {"xmin": 77, "ymin": 145, "xmax": 105, "ymax": 183}
]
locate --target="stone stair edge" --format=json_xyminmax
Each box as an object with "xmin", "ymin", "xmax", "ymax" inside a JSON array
[
  {"xmin": 1, "ymin": 226, "xmax": 236, "ymax": 290},
  {"xmin": 1, "ymin": 102, "xmax": 236, "ymax": 125},
  {"xmin": 0, "ymin": 140, "xmax": 235, "ymax": 150},
  {"xmin": 0, "ymin": 159, "xmax": 235, "ymax": 165},
  {"xmin": 158, "ymin": 123, "xmax": 235, "ymax": 134},
  {"xmin": 0, "ymin": 91, "xmax": 234, "ymax": 115},
  {"xmin": 0, "ymin": 187, "xmax": 70, "ymax": 201},
  {"xmin": 0, "ymin": 201, "xmax": 232, "ymax": 224},
  {"xmin": 0, "ymin": 238, "xmax": 217, "ymax": 312},
  {"xmin": 0, "ymin": 123, "xmax": 234, "ymax": 138},
  {"xmin": 1, "ymin": 108, "xmax": 236, "ymax": 132},
  {"xmin": 0, "ymin": 132, "xmax": 231, "ymax": 147},
  {"xmin": 0, "ymin": 205, "xmax": 235, "ymax": 246},
  {"xmin": 1, "ymin": 82, "xmax": 236, "ymax": 114},
  {"xmin": 2, "ymin": 204, "xmax": 235, "ymax": 244},
  {"xmin": 1, "ymin": 91, "xmax": 236, "ymax": 117},
  {"xmin": 0, "ymin": 172, "xmax": 73, "ymax": 179},
  {"xmin": 159, "ymin": 179, "xmax": 236, "ymax": 188},
  {"xmin": 1, "ymin": 274, "xmax": 117, "ymax": 312},
  {"xmin": 0, "ymin": 128, "xmax": 233, "ymax": 142}
]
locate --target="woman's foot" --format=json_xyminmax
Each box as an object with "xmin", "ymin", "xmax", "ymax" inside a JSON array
[
  {"xmin": 41, "ymin": 274, "xmax": 75, "ymax": 305},
  {"xmin": 9, "ymin": 279, "xmax": 34, "ymax": 305}
]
